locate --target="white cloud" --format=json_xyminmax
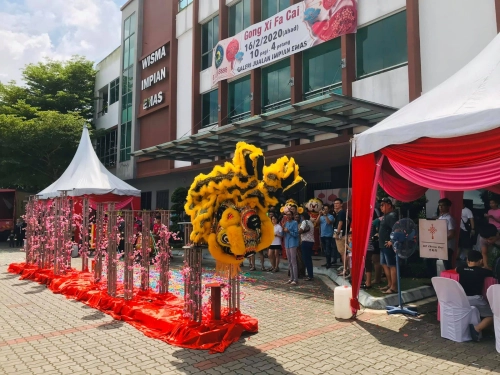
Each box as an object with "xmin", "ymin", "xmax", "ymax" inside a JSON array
[{"xmin": 0, "ymin": 0, "xmax": 123, "ymax": 84}]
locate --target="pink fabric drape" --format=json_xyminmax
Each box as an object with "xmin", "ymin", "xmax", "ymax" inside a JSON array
[
  {"xmin": 379, "ymin": 159, "xmax": 428, "ymax": 202},
  {"xmin": 389, "ymin": 157, "xmax": 500, "ymax": 192}
]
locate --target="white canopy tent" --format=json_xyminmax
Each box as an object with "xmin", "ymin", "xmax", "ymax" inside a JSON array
[
  {"xmin": 353, "ymin": 32, "xmax": 500, "ymax": 156},
  {"xmin": 38, "ymin": 126, "xmax": 140, "ymax": 199}
]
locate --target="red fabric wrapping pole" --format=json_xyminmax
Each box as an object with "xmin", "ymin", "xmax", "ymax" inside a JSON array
[{"xmin": 350, "ymin": 153, "xmax": 379, "ymax": 314}]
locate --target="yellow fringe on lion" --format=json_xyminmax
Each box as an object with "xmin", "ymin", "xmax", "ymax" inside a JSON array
[{"xmin": 185, "ymin": 142, "xmax": 306, "ymax": 273}]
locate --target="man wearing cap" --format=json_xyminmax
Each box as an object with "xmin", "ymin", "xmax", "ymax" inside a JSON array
[{"xmin": 378, "ymin": 198, "xmax": 399, "ymax": 294}]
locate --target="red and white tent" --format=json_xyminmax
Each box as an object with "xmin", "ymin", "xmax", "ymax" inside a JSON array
[
  {"xmin": 38, "ymin": 126, "xmax": 140, "ymax": 209},
  {"xmin": 349, "ymin": 33, "xmax": 500, "ymax": 313}
]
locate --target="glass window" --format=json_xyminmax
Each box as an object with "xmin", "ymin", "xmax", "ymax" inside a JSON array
[
  {"xmin": 262, "ymin": 0, "xmax": 289, "ymax": 20},
  {"xmin": 96, "ymin": 129, "xmax": 117, "ymax": 168},
  {"xmin": 121, "ymin": 14, "xmax": 135, "ymax": 163},
  {"xmin": 202, "ymin": 89, "xmax": 219, "ymax": 128},
  {"xmin": 179, "ymin": 0, "xmax": 193, "ymax": 11},
  {"xmin": 303, "ymin": 37, "xmax": 341, "ymax": 94},
  {"xmin": 262, "ymin": 59, "xmax": 290, "ymax": 109},
  {"xmin": 356, "ymin": 10, "xmax": 407, "ymax": 78},
  {"xmin": 109, "ymin": 78, "xmax": 120, "ymax": 105},
  {"xmin": 156, "ymin": 190, "xmax": 169, "ymax": 210},
  {"xmin": 201, "ymin": 16, "xmax": 219, "ymax": 70},
  {"xmin": 229, "ymin": 0, "xmax": 251, "ymax": 37},
  {"xmin": 228, "ymin": 75, "xmax": 251, "ymax": 122},
  {"xmin": 124, "ymin": 17, "xmax": 131, "ymax": 39},
  {"xmin": 141, "ymin": 192, "xmax": 152, "ymax": 210}
]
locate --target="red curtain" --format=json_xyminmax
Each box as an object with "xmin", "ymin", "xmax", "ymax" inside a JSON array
[
  {"xmin": 379, "ymin": 159, "xmax": 428, "ymax": 202},
  {"xmin": 381, "ymin": 127, "xmax": 500, "ymax": 168},
  {"xmin": 350, "ymin": 153, "xmax": 378, "ymax": 312}
]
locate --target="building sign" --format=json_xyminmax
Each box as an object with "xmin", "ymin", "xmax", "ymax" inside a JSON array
[
  {"xmin": 141, "ymin": 45, "xmax": 167, "ymax": 69},
  {"xmin": 419, "ymin": 219, "xmax": 448, "ymax": 260},
  {"xmin": 141, "ymin": 67, "xmax": 166, "ymax": 90},
  {"xmin": 211, "ymin": 0, "xmax": 357, "ymax": 85},
  {"xmin": 143, "ymin": 91, "xmax": 163, "ymax": 110}
]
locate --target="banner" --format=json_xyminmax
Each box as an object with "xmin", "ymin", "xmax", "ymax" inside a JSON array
[
  {"xmin": 211, "ymin": 0, "xmax": 357, "ymax": 85},
  {"xmin": 419, "ymin": 219, "xmax": 449, "ymax": 260}
]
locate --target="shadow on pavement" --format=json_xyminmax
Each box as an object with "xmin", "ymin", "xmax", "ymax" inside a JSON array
[
  {"xmin": 96, "ymin": 320, "xmax": 124, "ymax": 330},
  {"xmin": 82, "ymin": 311, "xmax": 106, "ymax": 321},
  {"xmin": 170, "ymin": 344, "xmax": 295, "ymax": 375},
  {"xmin": 356, "ymin": 319, "xmax": 500, "ymax": 371},
  {"xmin": 24, "ymin": 285, "xmax": 47, "ymax": 294},
  {"xmin": 1, "ymin": 273, "xmax": 20, "ymax": 279},
  {"xmin": 12, "ymin": 281, "xmax": 31, "ymax": 286}
]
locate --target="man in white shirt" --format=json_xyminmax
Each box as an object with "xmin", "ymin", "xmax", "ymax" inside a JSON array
[
  {"xmin": 459, "ymin": 201, "xmax": 475, "ymax": 259},
  {"xmin": 438, "ymin": 198, "xmax": 455, "ymax": 270}
]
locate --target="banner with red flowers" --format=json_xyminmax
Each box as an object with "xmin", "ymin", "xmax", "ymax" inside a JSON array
[{"xmin": 211, "ymin": 0, "xmax": 357, "ymax": 86}]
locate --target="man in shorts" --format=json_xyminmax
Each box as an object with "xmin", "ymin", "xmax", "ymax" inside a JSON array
[
  {"xmin": 378, "ymin": 198, "xmax": 398, "ymax": 294},
  {"xmin": 456, "ymin": 250, "xmax": 494, "ymax": 341}
]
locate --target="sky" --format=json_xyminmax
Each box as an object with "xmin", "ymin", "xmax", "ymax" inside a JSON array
[{"xmin": 0, "ymin": 0, "xmax": 126, "ymax": 84}]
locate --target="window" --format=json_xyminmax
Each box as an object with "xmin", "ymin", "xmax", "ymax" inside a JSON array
[
  {"xmin": 262, "ymin": 59, "xmax": 291, "ymax": 111},
  {"xmin": 179, "ymin": 0, "xmax": 193, "ymax": 11},
  {"xmin": 141, "ymin": 192, "xmax": 152, "ymax": 210},
  {"xmin": 201, "ymin": 16, "xmax": 219, "ymax": 70},
  {"xmin": 97, "ymin": 85, "xmax": 109, "ymax": 117},
  {"xmin": 156, "ymin": 190, "xmax": 169, "ymax": 210},
  {"xmin": 228, "ymin": 75, "xmax": 251, "ymax": 122},
  {"xmin": 110, "ymin": 78, "xmax": 120, "ymax": 105},
  {"xmin": 202, "ymin": 89, "xmax": 218, "ymax": 128},
  {"xmin": 120, "ymin": 13, "xmax": 136, "ymax": 162},
  {"xmin": 229, "ymin": 0, "xmax": 251, "ymax": 37},
  {"xmin": 303, "ymin": 37, "xmax": 341, "ymax": 97},
  {"xmin": 96, "ymin": 129, "xmax": 117, "ymax": 168},
  {"xmin": 262, "ymin": 0, "xmax": 289, "ymax": 20},
  {"xmin": 356, "ymin": 11, "xmax": 407, "ymax": 78}
]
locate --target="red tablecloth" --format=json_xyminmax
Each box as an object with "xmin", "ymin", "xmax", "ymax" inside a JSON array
[{"xmin": 437, "ymin": 269, "xmax": 497, "ymax": 320}]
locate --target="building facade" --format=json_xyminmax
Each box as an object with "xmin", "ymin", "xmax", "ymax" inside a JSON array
[{"xmin": 94, "ymin": 0, "xmax": 500, "ymax": 210}]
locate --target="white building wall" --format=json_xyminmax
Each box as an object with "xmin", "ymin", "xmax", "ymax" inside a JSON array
[
  {"xmin": 95, "ymin": 47, "xmax": 121, "ymax": 131},
  {"xmin": 117, "ymin": 0, "xmax": 140, "ymax": 181},
  {"xmin": 199, "ymin": 0, "xmax": 218, "ymax": 23},
  {"xmin": 352, "ymin": 66, "xmax": 409, "ymax": 108},
  {"xmin": 357, "ymin": 0, "xmax": 406, "ymax": 26},
  {"xmin": 419, "ymin": 0, "xmax": 497, "ymax": 94},
  {"xmin": 176, "ymin": 3, "xmax": 193, "ymax": 38},
  {"xmin": 176, "ymin": 24, "xmax": 194, "ymax": 169}
]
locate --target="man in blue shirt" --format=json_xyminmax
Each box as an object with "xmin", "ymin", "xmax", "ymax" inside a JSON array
[{"xmin": 318, "ymin": 204, "xmax": 334, "ymax": 268}]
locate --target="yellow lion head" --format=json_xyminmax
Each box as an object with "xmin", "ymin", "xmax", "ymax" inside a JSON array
[{"xmin": 185, "ymin": 142, "xmax": 306, "ymax": 265}]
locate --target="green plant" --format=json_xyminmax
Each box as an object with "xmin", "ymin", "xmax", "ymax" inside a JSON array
[{"xmin": 170, "ymin": 187, "xmax": 188, "ymax": 233}]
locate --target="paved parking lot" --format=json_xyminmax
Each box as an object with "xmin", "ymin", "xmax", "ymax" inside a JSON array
[{"xmin": 1, "ymin": 245, "xmax": 499, "ymax": 374}]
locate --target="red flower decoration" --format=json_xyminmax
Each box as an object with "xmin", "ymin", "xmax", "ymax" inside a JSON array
[
  {"xmin": 311, "ymin": 6, "xmax": 357, "ymax": 41},
  {"xmin": 323, "ymin": 0, "xmax": 337, "ymax": 10},
  {"xmin": 226, "ymin": 39, "xmax": 240, "ymax": 69}
]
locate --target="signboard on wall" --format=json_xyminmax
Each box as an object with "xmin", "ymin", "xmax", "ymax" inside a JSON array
[
  {"xmin": 211, "ymin": 0, "xmax": 357, "ymax": 85},
  {"xmin": 419, "ymin": 219, "xmax": 449, "ymax": 260},
  {"xmin": 314, "ymin": 188, "xmax": 349, "ymax": 205}
]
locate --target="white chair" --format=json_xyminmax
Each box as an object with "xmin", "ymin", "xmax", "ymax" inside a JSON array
[
  {"xmin": 432, "ymin": 277, "xmax": 481, "ymax": 342},
  {"xmin": 486, "ymin": 284, "xmax": 500, "ymax": 353}
]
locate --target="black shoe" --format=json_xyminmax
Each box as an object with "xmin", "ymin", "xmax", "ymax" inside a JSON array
[
  {"xmin": 361, "ymin": 284, "xmax": 371, "ymax": 290},
  {"xmin": 469, "ymin": 324, "xmax": 480, "ymax": 342}
]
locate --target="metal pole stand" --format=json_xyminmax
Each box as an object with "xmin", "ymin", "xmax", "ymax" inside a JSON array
[
  {"xmin": 81, "ymin": 198, "xmax": 90, "ymax": 272},
  {"xmin": 94, "ymin": 203, "xmax": 105, "ymax": 282},
  {"xmin": 107, "ymin": 203, "xmax": 117, "ymax": 296},
  {"xmin": 140, "ymin": 211, "xmax": 151, "ymax": 291},
  {"xmin": 123, "ymin": 211, "xmax": 134, "ymax": 300},
  {"xmin": 157, "ymin": 210, "xmax": 171, "ymax": 294},
  {"xmin": 53, "ymin": 195, "xmax": 63, "ymax": 275},
  {"xmin": 183, "ymin": 244, "xmax": 203, "ymax": 322},
  {"xmin": 25, "ymin": 197, "xmax": 34, "ymax": 265},
  {"xmin": 64, "ymin": 197, "xmax": 73, "ymax": 270},
  {"xmin": 227, "ymin": 266, "xmax": 240, "ymax": 316},
  {"xmin": 46, "ymin": 201, "xmax": 56, "ymax": 269},
  {"xmin": 38, "ymin": 199, "xmax": 48, "ymax": 270}
]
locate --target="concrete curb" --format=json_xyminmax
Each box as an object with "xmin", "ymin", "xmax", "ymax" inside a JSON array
[{"xmin": 170, "ymin": 250, "xmax": 436, "ymax": 310}]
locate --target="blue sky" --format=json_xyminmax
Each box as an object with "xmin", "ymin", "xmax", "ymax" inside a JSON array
[{"xmin": 0, "ymin": 0, "xmax": 126, "ymax": 83}]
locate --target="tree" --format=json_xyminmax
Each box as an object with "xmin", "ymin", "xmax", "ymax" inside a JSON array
[
  {"xmin": 0, "ymin": 56, "xmax": 96, "ymax": 121},
  {"xmin": 0, "ymin": 111, "xmax": 88, "ymax": 191},
  {"xmin": 170, "ymin": 187, "xmax": 189, "ymax": 233},
  {"xmin": 0, "ymin": 56, "xmax": 97, "ymax": 191}
]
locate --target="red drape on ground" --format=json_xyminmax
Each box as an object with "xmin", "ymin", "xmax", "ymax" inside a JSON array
[
  {"xmin": 351, "ymin": 127, "xmax": 500, "ymax": 314},
  {"xmin": 8, "ymin": 263, "xmax": 257, "ymax": 353}
]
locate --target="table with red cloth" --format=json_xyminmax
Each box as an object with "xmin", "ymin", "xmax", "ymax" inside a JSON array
[{"xmin": 437, "ymin": 269, "xmax": 497, "ymax": 320}]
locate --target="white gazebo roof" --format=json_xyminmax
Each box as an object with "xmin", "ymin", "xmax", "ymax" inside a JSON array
[
  {"xmin": 38, "ymin": 126, "xmax": 140, "ymax": 199},
  {"xmin": 353, "ymin": 33, "xmax": 500, "ymax": 157}
]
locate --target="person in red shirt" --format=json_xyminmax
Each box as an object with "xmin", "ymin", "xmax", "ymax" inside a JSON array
[{"xmin": 456, "ymin": 250, "xmax": 493, "ymax": 341}]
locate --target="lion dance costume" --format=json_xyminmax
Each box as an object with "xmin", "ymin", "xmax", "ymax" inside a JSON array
[
  {"xmin": 185, "ymin": 142, "xmax": 306, "ymax": 272},
  {"xmin": 304, "ymin": 198, "xmax": 323, "ymax": 255}
]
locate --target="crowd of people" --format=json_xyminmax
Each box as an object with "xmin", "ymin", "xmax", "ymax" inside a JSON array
[{"xmin": 245, "ymin": 198, "xmax": 352, "ymax": 286}]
